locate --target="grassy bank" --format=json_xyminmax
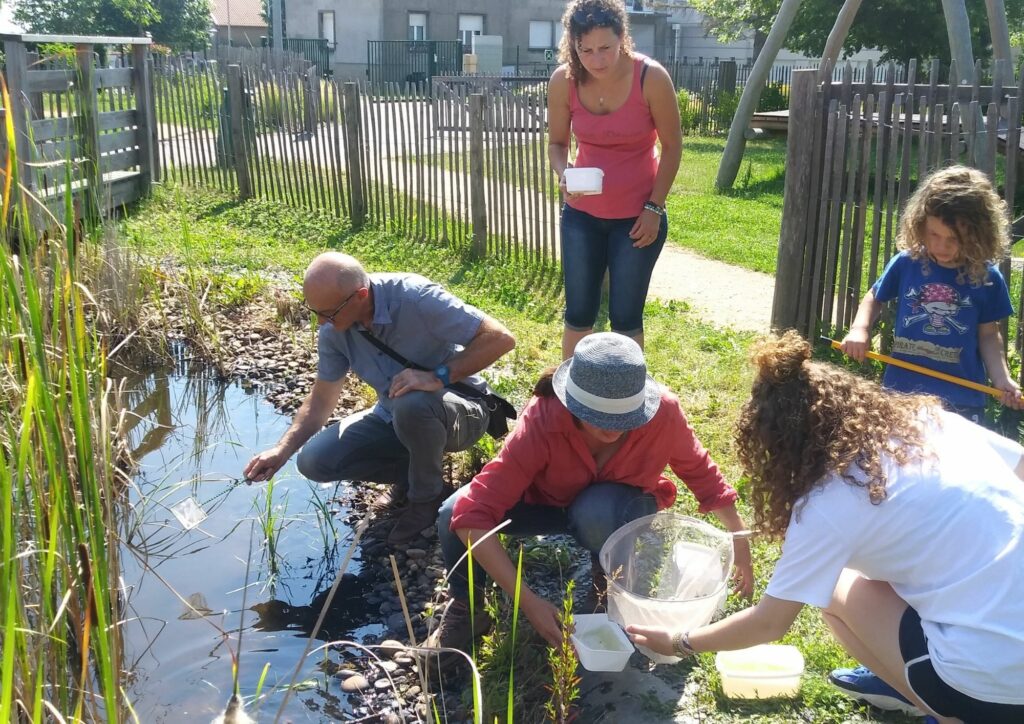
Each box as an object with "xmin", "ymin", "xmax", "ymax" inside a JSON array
[
  {"xmin": 120, "ymin": 184, "xmax": 911, "ymax": 722},
  {"xmin": 667, "ymin": 135, "xmax": 787, "ymax": 276}
]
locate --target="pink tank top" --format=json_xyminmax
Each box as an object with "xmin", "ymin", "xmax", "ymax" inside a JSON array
[{"xmin": 567, "ymin": 56, "xmax": 659, "ymax": 219}]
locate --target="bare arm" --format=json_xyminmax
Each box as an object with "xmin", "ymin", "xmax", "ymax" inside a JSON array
[
  {"xmin": 711, "ymin": 504, "xmax": 754, "ymax": 599},
  {"xmin": 389, "ymin": 315, "xmax": 515, "ymax": 398},
  {"xmin": 547, "ymin": 67, "xmax": 575, "ymax": 198},
  {"xmin": 627, "ymin": 594, "xmax": 803, "ymax": 656},
  {"xmin": 978, "ymin": 321, "xmax": 1023, "ymax": 408},
  {"xmin": 629, "ymin": 63, "xmax": 681, "ymax": 247},
  {"xmin": 243, "ymin": 377, "xmax": 345, "ymax": 481},
  {"xmin": 643, "ymin": 62, "xmax": 682, "ymax": 208},
  {"xmin": 455, "ymin": 528, "xmax": 563, "ymax": 647},
  {"xmin": 840, "ymin": 289, "xmax": 883, "ymax": 362}
]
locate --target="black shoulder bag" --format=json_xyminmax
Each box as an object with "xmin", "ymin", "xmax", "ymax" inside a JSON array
[{"xmin": 358, "ymin": 330, "xmax": 517, "ymax": 439}]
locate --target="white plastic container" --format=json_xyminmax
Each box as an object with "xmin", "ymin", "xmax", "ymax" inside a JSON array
[
  {"xmin": 570, "ymin": 613, "xmax": 634, "ymax": 672},
  {"xmin": 715, "ymin": 645, "xmax": 805, "ymax": 699},
  {"xmin": 563, "ymin": 167, "xmax": 604, "ymax": 195},
  {"xmin": 601, "ymin": 513, "xmax": 733, "ymax": 664}
]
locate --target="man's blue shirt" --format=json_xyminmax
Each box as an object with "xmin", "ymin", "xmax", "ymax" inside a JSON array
[{"xmin": 316, "ymin": 273, "xmax": 488, "ymax": 422}]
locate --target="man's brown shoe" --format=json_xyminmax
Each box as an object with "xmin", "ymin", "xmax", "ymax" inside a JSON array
[
  {"xmin": 386, "ymin": 493, "xmax": 444, "ymax": 546},
  {"xmin": 421, "ymin": 598, "xmax": 492, "ymax": 681},
  {"xmin": 367, "ymin": 484, "xmax": 408, "ymax": 515}
]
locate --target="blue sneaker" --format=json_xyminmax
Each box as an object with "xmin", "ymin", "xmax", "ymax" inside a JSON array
[{"xmin": 829, "ymin": 666, "xmax": 924, "ymax": 716}]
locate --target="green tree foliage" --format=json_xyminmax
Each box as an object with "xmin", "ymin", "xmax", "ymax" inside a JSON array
[
  {"xmin": 15, "ymin": 0, "xmax": 212, "ymax": 50},
  {"xmin": 690, "ymin": 0, "xmax": 1024, "ymax": 64}
]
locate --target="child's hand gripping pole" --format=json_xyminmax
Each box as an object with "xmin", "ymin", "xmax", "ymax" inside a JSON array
[{"xmin": 821, "ymin": 336, "xmax": 1005, "ymax": 399}]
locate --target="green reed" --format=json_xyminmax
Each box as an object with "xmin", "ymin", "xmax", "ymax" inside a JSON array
[{"xmin": 0, "ymin": 79, "xmax": 131, "ymax": 720}]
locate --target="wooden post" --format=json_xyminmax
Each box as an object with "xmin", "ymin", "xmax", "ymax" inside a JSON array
[
  {"xmin": 76, "ymin": 43, "xmax": 102, "ymax": 223},
  {"xmin": 772, "ymin": 69, "xmax": 818, "ymax": 332},
  {"xmin": 148, "ymin": 57, "xmax": 161, "ymax": 182},
  {"xmin": 342, "ymin": 82, "xmax": 366, "ymax": 229},
  {"xmin": 304, "ymin": 66, "xmax": 318, "ymax": 134},
  {"xmin": 227, "ymin": 64, "xmax": 253, "ymax": 199},
  {"xmin": 132, "ymin": 44, "xmax": 155, "ymax": 196},
  {"xmin": 3, "ymin": 40, "xmax": 38, "ymax": 202},
  {"xmin": 469, "ymin": 93, "xmax": 487, "ymax": 259}
]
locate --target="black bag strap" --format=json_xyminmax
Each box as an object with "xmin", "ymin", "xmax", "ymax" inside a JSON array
[{"xmin": 358, "ymin": 329, "xmax": 488, "ymax": 401}]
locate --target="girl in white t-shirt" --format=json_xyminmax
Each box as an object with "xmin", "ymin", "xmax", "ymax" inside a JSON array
[{"xmin": 627, "ymin": 331, "xmax": 1024, "ymax": 723}]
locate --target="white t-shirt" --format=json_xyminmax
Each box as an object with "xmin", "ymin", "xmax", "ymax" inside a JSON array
[{"xmin": 765, "ymin": 410, "xmax": 1024, "ymax": 704}]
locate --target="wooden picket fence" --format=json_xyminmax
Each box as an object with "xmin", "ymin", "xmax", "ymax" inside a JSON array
[
  {"xmin": 153, "ymin": 62, "xmax": 562, "ymax": 267},
  {"xmin": 774, "ymin": 60, "xmax": 1024, "ymax": 369}
]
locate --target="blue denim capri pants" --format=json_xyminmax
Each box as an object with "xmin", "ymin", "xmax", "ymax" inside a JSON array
[{"xmin": 561, "ymin": 204, "xmax": 668, "ymax": 337}]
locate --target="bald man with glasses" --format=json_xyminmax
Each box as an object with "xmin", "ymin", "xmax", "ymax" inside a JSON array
[{"xmin": 244, "ymin": 252, "xmax": 516, "ymax": 545}]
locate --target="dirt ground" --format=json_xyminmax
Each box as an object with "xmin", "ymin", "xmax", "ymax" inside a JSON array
[{"xmin": 649, "ymin": 245, "xmax": 775, "ymax": 333}]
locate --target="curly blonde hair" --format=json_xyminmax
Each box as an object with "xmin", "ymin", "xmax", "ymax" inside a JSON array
[
  {"xmin": 898, "ymin": 165, "xmax": 1010, "ymax": 286},
  {"xmin": 735, "ymin": 331, "xmax": 938, "ymax": 538},
  {"xmin": 558, "ymin": 0, "xmax": 634, "ymax": 83}
]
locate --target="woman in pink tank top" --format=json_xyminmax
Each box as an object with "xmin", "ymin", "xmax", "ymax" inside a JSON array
[{"xmin": 548, "ymin": 0, "xmax": 682, "ymax": 359}]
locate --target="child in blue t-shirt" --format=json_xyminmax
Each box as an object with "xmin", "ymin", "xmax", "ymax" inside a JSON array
[{"xmin": 841, "ymin": 165, "xmax": 1024, "ymax": 424}]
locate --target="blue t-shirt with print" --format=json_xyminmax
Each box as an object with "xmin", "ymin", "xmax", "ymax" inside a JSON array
[{"xmin": 871, "ymin": 251, "xmax": 1013, "ymax": 408}]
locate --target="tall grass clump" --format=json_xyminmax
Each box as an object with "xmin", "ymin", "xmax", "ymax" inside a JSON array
[{"xmin": 0, "ymin": 79, "xmax": 132, "ymax": 721}]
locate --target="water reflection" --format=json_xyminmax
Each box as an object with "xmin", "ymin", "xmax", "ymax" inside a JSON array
[{"xmin": 117, "ymin": 359, "xmax": 384, "ymax": 722}]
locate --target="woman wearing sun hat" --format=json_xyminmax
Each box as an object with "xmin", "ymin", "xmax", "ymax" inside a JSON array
[{"xmin": 427, "ymin": 333, "xmax": 753, "ymax": 657}]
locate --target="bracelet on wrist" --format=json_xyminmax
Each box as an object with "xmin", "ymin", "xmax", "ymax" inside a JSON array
[
  {"xmin": 671, "ymin": 630, "xmax": 696, "ymax": 656},
  {"xmin": 643, "ymin": 200, "xmax": 665, "ymax": 216}
]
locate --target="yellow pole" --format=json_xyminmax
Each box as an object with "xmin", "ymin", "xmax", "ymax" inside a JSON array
[{"xmin": 822, "ymin": 337, "xmax": 1003, "ymax": 398}]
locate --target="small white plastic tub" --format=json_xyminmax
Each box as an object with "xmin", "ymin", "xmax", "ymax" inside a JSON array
[
  {"xmin": 563, "ymin": 167, "xmax": 604, "ymax": 195},
  {"xmin": 571, "ymin": 613, "xmax": 634, "ymax": 672},
  {"xmin": 715, "ymin": 645, "xmax": 805, "ymax": 699}
]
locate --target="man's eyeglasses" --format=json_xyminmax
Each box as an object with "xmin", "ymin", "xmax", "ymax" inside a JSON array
[{"xmin": 304, "ymin": 289, "xmax": 360, "ymax": 323}]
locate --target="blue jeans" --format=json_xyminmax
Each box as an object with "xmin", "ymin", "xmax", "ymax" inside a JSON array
[
  {"xmin": 561, "ymin": 204, "xmax": 668, "ymax": 337},
  {"xmin": 437, "ymin": 481, "xmax": 658, "ymax": 602},
  {"xmin": 295, "ymin": 390, "xmax": 489, "ymax": 503}
]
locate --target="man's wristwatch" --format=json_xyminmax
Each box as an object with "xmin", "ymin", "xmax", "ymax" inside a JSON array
[{"xmin": 434, "ymin": 364, "xmax": 451, "ymax": 386}]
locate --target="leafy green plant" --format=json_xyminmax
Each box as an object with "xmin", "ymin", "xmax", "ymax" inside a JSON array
[
  {"xmin": 677, "ymin": 88, "xmax": 697, "ymax": 134},
  {"xmin": 543, "ymin": 580, "xmax": 580, "ymax": 724}
]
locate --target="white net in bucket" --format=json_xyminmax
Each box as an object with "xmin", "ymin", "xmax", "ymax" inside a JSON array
[{"xmin": 599, "ymin": 513, "xmax": 733, "ymax": 663}]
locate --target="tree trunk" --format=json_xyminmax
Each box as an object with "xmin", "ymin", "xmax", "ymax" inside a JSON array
[
  {"xmin": 716, "ymin": 0, "xmax": 805, "ymax": 190},
  {"xmin": 987, "ymin": 0, "xmax": 1011, "ymax": 86},
  {"xmin": 941, "ymin": 0, "xmax": 975, "ymax": 84},
  {"xmin": 818, "ymin": 0, "xmax": 864, "ymax": 82}
]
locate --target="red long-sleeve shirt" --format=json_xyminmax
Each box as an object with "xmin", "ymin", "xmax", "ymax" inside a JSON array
[{"xmin": 450, "ymin": 391, "xmax": 738, "ymax": 531}]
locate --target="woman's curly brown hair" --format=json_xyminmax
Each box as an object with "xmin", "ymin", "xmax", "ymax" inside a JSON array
[
  {"xmin": 899, "ymin": 164, "xmax": 1009, "ymax": 286},
  {"xmin": 558, "ymin": 0, "xmax": 634, "ymax": 83},
  {"xmin": 735, "ymin": 331, "xmax": 939, "ymax": 538}
]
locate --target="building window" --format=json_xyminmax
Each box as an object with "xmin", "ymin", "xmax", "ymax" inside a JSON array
[
  {"xmin": 529, "ymin": 20, "xmax": 553, "ymax": 50},
  {"xmin": 319, "ymin": 10, "xmax": 336, "ymax": 47},
  {"xmin": 458, "ymin": 14, "xmax": 484, "ymax": 51},
  {"xmin": 408, "ymin": 12, "xmax": 427, "ymax": 41}
]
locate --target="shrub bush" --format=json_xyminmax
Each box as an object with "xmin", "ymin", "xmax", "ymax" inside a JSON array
[
  {"xmin": 677, "ymin": 88, "xmax": 697, "ymax": 134},
  {"xmin": 757, "ymin": 82, "xmax": 789, "ymax": 112}
]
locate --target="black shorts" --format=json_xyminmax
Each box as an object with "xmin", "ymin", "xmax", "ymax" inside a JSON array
[{"xmin": 899, "ymin": 607, "xmax": 1024, "ymax": 723}]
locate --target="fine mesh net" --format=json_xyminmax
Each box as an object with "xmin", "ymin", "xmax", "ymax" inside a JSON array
[{"xmin": 600, "ymin": 512, "xmax": 733, "ymax": 663}]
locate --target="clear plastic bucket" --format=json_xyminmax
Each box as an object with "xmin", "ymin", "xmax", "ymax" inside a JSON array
[{"xmin": 599, "ymin": 513, "xmax": 733, "ymax": 663}]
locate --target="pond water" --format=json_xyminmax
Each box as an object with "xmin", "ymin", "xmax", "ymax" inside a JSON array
[{"xmin": 118, "ymin": 360, "xmax": 385, "ymax": 722}]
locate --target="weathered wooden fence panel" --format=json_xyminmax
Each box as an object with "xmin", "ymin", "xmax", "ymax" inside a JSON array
[
  {"xmin": 775, "ymin": 61, "xmax": 1024, "ymax": 377},
  {"xmin": 1, "ymin": 33, "xmax": 155, "ymax": 221}
]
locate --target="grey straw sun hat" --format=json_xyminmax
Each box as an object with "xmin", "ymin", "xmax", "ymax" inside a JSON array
[{"xmin": 553, "ymin": 333, "xmax": 662, "ymax": 431}]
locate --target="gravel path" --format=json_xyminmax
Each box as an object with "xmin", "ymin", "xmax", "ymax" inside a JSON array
[{"xmin": 649, "ymin": 245, "xmax": 776, "ymax": 333}]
